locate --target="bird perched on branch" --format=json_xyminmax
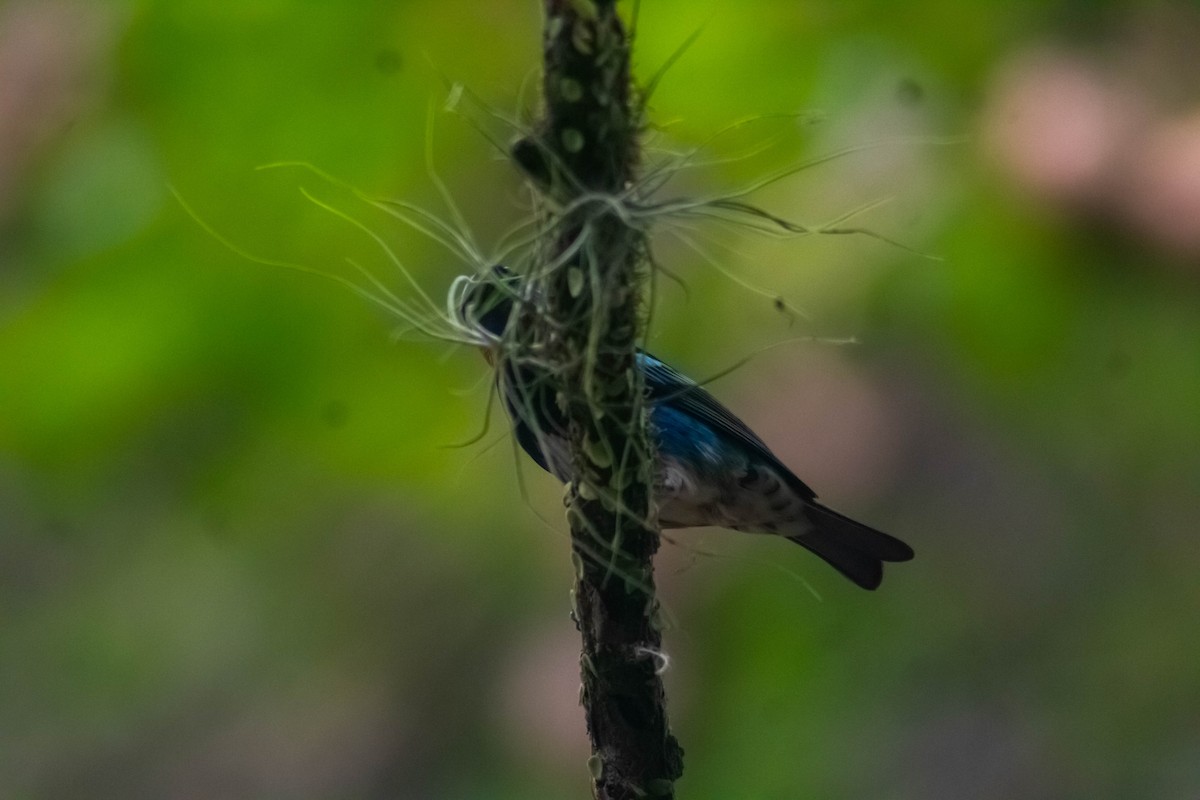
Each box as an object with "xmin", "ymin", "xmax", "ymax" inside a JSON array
[{"xmin": 456, "ymin": 265, "xmax": 913, "ymax": 590}]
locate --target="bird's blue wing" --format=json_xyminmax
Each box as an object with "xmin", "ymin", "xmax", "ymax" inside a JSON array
[
  {"xmin": 638, "ymin": 351, "xmax": 816, "ymax": 500},
  {"xmin": 639, "ymin": 352, "xmax": 770, "ymax": 450}
]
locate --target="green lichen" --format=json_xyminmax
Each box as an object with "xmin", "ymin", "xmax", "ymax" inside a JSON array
[
  {"xmin": 583, "ymin": 435, "xmax": 613, "ymax": 468},
  {"xmin": 560, "ymin": 78, "xmax": 584, "ymax": 103},
  {"xmin": 561, "ymin": 128, "xmax": 585, "ymax": 153},
  {"xmin": 581, "ymin": 653, "xmax": 598, "ymax": 677},
  {"xmin": 571, "ymin": 18, "xmax": 596, "ymax": 55},
  {"xmin": 649, "ymin": 602, "xmax": 667, "ymax": 632}
]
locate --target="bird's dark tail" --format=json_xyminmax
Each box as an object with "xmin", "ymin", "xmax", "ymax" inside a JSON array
[{"xmin": 786, "ymin": 503, "xmax": 914, "ymax": 590}]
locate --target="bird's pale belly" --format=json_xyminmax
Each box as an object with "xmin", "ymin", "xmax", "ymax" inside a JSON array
[{"xmin": 653, "ymin": 455, "xmax": 809, "ymax": 534}]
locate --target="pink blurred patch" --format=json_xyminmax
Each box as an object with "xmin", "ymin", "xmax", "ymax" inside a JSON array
[
  {"xmin": 494, "ymin": 623, "xmax": 590, "ymax": 770},
  {"xmin": 983, "ymin": 50, "xmax": 1140, "ymax": 203},
  {"xmin": 732, "ymin": 349, "xmax": 902, "ymax": 504},
  {"xmin": 983, "ymin": 34, "xmax": 1200, "ymax": 265},
  {"xmin": 1124, "ymin": 114, "xmax": 1200, "ymax": 253},
  {"xmin": 0, "ymin": 0, "xmax": 117, "ymax": 219}
]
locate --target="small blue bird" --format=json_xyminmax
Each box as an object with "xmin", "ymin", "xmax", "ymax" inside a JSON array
[{"xmin": 458, "ymin": 266, "xmax": 913, "ymax": 589}]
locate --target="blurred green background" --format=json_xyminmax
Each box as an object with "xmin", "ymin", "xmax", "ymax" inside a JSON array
[{"xmin": 2, "ymin": 1, "xmax": 1198, "ymax": 798}]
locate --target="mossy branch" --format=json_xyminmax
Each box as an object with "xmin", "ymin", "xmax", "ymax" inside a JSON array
[{"xmin": 514, "ymin": 1, "xmax": 684, "ymax": 797}]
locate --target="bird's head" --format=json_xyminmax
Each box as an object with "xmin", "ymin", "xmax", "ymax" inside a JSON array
[{"xmin": 453, "ymin": 264, "xmax": 524, "ymax": 362}]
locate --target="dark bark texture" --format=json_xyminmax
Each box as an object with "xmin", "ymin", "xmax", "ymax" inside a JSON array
[{"xmin": 516, "ymin": 1, "xmax": 684, "ymax": 797}]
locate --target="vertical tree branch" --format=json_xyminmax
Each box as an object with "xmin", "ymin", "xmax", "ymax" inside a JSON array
[{"xmin": 514, "ymin": 1, "xmax": 684, "ymax": 797}]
